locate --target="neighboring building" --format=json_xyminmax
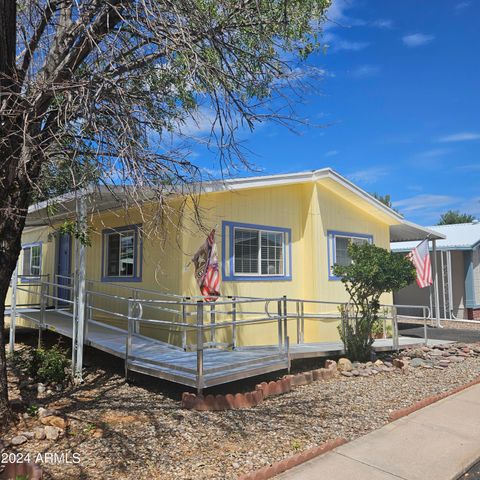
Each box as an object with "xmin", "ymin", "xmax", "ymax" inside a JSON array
[
  {"xmin": 392, "ymin": 222, "xmax": 480, "ymax": 321},
  {"xmin": 7, "ymin": 168, "xmax": 439, "ymax": 345}
]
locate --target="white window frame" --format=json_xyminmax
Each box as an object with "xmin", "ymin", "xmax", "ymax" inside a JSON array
[
  {"xmin": 105, "ymin": 229, "xmax": 136, "ymax": 278},
  {"xmin": 22, "ymin": 243, "xmax": 42, "ymax": 279},
  {"xmin": 233, "ymin": 227, "xmax": 286, "ymax": 277},
  {"xmin": 328, "ymin": 230, "xmax": 373, "ymax": 280}
]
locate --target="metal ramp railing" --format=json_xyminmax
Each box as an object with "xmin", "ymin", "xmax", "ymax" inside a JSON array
[{"xmin": 6, "ymin": 275, "xmax": 432, "ymax": 391}]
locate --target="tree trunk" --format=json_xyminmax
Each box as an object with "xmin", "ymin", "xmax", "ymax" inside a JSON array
[
  {"xmin": 0, "ymin": 132, "xmax": 39, "ymax": 430},
  {"xmin": 0, "ymin": 0, "xmax": 20, "ymax": 431},
  {"xmin": 0, "ymin": 177, "xmax": 31, "ymax": 432}
]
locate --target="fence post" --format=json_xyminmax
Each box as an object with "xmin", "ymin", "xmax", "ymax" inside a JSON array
[
  {"xmin": 132, "ymin": 289, "xmax": 140, "ymax": 334},
  {"xmin": 196, "ymin": 301, "xmax": 204, "ymax": 394},
  {"xmin": 277, "ymin": 300, "xmax": 283, "ymax": 351},
  {"xmin": 84, "ymin": 291, "xmax": 90, "ymax": 344},
  {"xmin": 125, "ymin": 298, "xmax": 133, "ymax": 380},
  {"xmin": 300, "ymin": 301, "xmax": 305, "ymax": 344},
  {"xmin": 392, "ymin": 306, "xmax": 399, "ymax": 351},
  {"xmin": 210, "ymin": 302, "xmax": 216, "ymax": 345},
  {"xmin": 341, "ymin": 304, "xmax": 347, "ymax": 349},
  {"xmin": 8, "ymin": 263, "xmax": 18, "ymax": 355},
  {"xmin": 231, "ymin": 297, "xmax": 237, "ymax": 349},
  {"xmin": 423, "ymin": 306, "xmax": 428, "ymax": 346},
  {"xmin": 282, "ymin": 295, "xmax": 288, "ymax": 352},
  {"xmin": 286, "ymin": 335, "xmax": 291, "ymax": 373},
  {"xmin": 296, "ymin": 301, "xmax": 300, "ymax": 345},
  {"xmin": 383, "ymin": 308, "xmax": 387, "ymax": 340},
  {"xmin": 181, "ymin": 298, "xmax": 188, "ymax": 351},
  {"xmin": 54, "ymin": 273, "xmax": 58, "ymax": 310},
  {"xmin": 38, "ymin": 282, "xmax": 47, "ymax": 348}
]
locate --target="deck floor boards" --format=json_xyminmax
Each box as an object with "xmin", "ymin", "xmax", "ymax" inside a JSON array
[{"xmin": 11, "ymin": 308, "xmax": 451, "ymax": 388}]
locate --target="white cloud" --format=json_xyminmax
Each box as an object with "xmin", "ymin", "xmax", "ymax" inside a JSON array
[
  {"xmin": 416, "ymin": 148, "xmax": 451, "ymax": 159},
  {"xmin": 335, "ymin": 39, "xmax": 370, "ymax": 51},
  {"xmin": 438, "ymin": 132, "xmax": 480, "ymax": 142},
  {"xmin": 393, "ymin": 194, "xmax": 458, "ymax": 213},
  {"xmin": 371, "ymin": 19, "xmax": 393, "ymax": 29},
  {"xmin": 459, "ymin": 197, "xmax": 480, "ymax": 218},
  {"xmin": 176, "ymin": 107, "xmax": 218, "ymax": 137},
  {"xmin": 455, "ymin": 163, "xmax": 480, "ymax": 172},
  {"xmin": 200, "ymin": 166, "xmax": 222, "ymax": 178},
  {"xmin": 402, "ymin": 33, "xmax": 435, "ymax": 47},
  {"xmin": 455, "ymin": 1, "xmax": 471, "ymax": 11},
  {"xmin": 393, "ymin": 194, "xmax": 480, "ymax": 224},
  {"xmin": 347, "ymin": 167, "xmax": 389, "ymax": 185},
  {"xmin": 325, "ymin": 150, "xmax": 339, "ymax": 157},
  {"xmin": 322, "ymin": 1, "xmax": 376, "ymax": 53},
  {"xmin": 324, "ymin": 32, "xmax": 370, "ymax": 52},
  {"xmin": 275, "ymin": 66, "xmax": 334, "ymax": 87},
  {"xmin": 350, "ymin": 64, "xmax": 380, "ymax": 78},
  {"xmin": 324, "ymin": 0, "xmax": 365, "ymax": 29}
]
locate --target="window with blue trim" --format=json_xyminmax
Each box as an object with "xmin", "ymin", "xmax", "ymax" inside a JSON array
[
  {"xmin": 22, "ymin": 243, "xmax": 42, "ymax": 278},
  {"xmin": 222, "ymin": 221, "xmax": 292, "ymax": 281},
  {"xmin": 102, "ymin": 225, "xmax": 142, "ymax": 282},
  {"xmin": 328, "ymin": 230, "xmax": 373, "ymax": 280}
]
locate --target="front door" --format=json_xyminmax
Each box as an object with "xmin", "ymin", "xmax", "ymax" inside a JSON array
[{"xmin": 56, "ymin": 234, "xmax": 71, "ymax": 304}]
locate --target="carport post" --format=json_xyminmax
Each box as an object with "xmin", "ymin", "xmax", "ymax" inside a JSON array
[
  {"xmin": 8, "ymin": 262, "xmax": 19, "ymax": 354},
  {"xmin": 432, "ymin": 239, "xmax": 441, "ymax": 328},
  {"xmin": 73, "ymin": 194, "xmax": 87, "ymax": 382},
  {"xmin": 446, "ymin": 250, "xmax": 454, "ymax": 319}
]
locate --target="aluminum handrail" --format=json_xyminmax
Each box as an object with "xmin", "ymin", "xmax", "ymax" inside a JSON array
[
  {"xmin": 86, "ymin": 277, "xmax": 259, "ymax": 301},
  {"xmin": 132, "ymin": 314, "xmax": 283, "ymax": 329},
  {"xmin": 40, "ymin": 280, "xmax": 75, "ymax": 291}
]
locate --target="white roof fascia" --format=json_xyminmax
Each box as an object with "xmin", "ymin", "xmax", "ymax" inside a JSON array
[
  {"xmin": 203, "ymin": 168, "xmax": 404, "ymax": 223},
  {"xmin": 26, "ymin": 168, "xmax": 430, "ymax": 232}
]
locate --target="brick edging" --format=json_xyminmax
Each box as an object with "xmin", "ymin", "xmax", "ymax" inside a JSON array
[
  {"xmin": 237, "ymin": 438, "xmax": 347, "ymax": 480},
  {"xmin": 182, "ymin": 363, "xmax": 337, "ymax": 411},
  {"xmin": 389, "ymin": 375, "xmax": 480, "ymax": 421}
]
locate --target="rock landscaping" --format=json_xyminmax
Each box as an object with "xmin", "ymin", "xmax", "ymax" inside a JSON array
[{"xmin": 2, "ymin": 341, "xmax": 480, "ymax": 479}]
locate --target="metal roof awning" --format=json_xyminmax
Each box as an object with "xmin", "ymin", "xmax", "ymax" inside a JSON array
[
  {"xmin": 26, "ymin": 186, "xmax": 156, "ymax": 227},
  {"xmin": 390, "ymin": 220, "xmax": 445, "ymax": 243}
]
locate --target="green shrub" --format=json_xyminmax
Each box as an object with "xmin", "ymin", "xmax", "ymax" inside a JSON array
[
  {"xmin": 28, "ymin": 345, "xmax": 71, "ymax": 385},
  {"xmin": 333, "ymin": 243, "xmax": 416, "ymax": 361},
  {"xmin": 26, "ymin": 404, "xmax": 39, "ymax": 417}
]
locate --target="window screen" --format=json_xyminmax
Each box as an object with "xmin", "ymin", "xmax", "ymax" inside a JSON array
[
  {"xmin": 106, "ymin": 231, "xmax": 135, "ymax": 277},
  {"xmin": 234, "ymin": 228, "xmax": 285, "ymax": 276},
  {"xmin": 234, "ymin": 229, "xmax": 259, "ymax": 274},
  {"xmin": 22, "ymin": 244, "xmax": 41, "ymax": 277},
  {"xmin": 335, "ymin": 236, "xmax": 368, "ymax": 267}
]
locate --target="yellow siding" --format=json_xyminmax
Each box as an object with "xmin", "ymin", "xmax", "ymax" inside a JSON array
[
  {"xmin": 179, "ymin": 183, "xmax": 310, "ymax": 346},
  {"xmin": 8, "ymin": 180, "xmax": 396, "ymax": 348},
  {"xmin": 84, "ymin": 204, "xmax": 184, "ymax": 342},
  {"xmin": 302, "ymin": 182, "xmax": 393, "ymax": 342},
  {"xmin": 5, "ymin": 226, "xmax": 56, "ymax": 309}
]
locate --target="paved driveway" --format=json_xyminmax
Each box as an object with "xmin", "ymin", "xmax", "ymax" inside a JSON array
[{"xmin": 399, "ymin": 323, "xmax": 480, "ymax": 343}]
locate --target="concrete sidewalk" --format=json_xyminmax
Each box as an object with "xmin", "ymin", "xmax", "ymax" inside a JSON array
[{"xmin": 278, "ymin": 383, "xmax": 480, "ymax": 480}]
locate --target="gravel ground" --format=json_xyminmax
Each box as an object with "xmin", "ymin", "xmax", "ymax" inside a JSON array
[{"xmin": 3, "ymin": 340, "xmax": 480, "ymax": 480}]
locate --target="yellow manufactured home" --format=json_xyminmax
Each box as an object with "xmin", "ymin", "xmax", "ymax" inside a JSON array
[{"xmin": 7, "ymin": 168, "xmax": 438, "ymax": 349}]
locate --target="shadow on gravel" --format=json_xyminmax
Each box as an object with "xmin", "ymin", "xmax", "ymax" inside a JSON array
[{"xmin": 7, "ymin": 327, "xmax": 337, "ymax": 400}]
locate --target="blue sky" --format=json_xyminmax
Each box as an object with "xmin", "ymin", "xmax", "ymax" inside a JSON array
[{"xmin": 192, "ymin": 0, "xmax": 480, "ymax": 226}]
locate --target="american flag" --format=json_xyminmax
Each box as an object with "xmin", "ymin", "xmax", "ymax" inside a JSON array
[
  {"xmin": 192, "ymin": 229, "xmax": 220, "ymax": 301},
  {"xmin": 407, "ymin": 239, "xmax": 433, "ymax": 288}
]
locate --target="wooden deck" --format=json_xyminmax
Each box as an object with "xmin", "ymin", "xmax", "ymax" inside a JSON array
[{"xmin": 13, "ymin": 308, "xmax": 450, "ymax": 389}]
